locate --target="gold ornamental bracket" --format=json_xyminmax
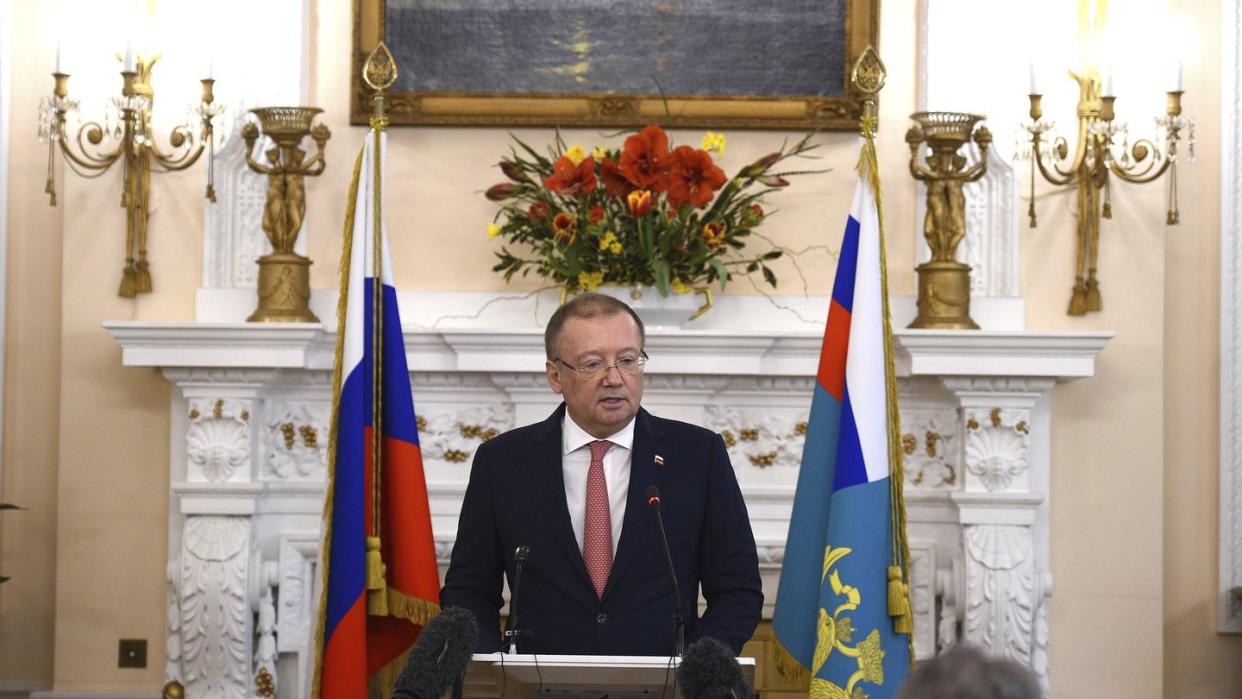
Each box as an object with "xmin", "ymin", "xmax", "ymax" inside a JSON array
[
  {"xmin": 38, "ymin": 51, "xmax": 223, "ymax": 297},
  {"xmin": 1022, "ymin": 67, "xmax": 1192, "ymax": 315}
]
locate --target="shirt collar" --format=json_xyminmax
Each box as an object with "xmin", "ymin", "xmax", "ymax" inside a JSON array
[{"xmin": 562, "ymin": 411, "xmax": 636, "ymax": 455}]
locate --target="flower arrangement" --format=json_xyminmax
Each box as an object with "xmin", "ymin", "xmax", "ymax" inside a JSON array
[{"xmin": 485, "ymin": 125, "xmax": 821, "ymax": 296}]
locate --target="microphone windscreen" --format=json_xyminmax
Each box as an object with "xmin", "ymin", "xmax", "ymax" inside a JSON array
[
  {"xmin": 391, "ymin": 607, "xmax": 479, "ymax": 699},
  {"xmin": 677, "ymin": 637, "xmax": 749, "ymax": 699}
]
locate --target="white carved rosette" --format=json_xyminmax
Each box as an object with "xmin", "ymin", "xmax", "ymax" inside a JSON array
[{"xmin": 962, "ymin": 407, "xmax": 1030, "ymax": 493}]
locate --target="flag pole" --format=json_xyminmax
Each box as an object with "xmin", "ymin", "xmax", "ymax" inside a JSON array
[
  {"xmin": 851, "ymin": 46, "xmax": 915, "ymax": 660},
  {"xmin": 363, "ymin": 41, "xmax": 399, "ymax": 618}
]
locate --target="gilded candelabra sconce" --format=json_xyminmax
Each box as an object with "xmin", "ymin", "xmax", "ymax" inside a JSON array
[
  {"xmin": 241, "ymin": 107, "xmax": 330, "ymax": 323},
  {"xmin": 1020, "ymin": 69, "xmax": 1193, "ymax": 315},
  {"xmin": 38, "ymin": 45, "xmax": 223, "ymax": 297},
  {"xmin": 905, "ymin": 112, "xmax": 992, "ymax": 329}
]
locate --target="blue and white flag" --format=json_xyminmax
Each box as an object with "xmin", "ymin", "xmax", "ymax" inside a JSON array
[{"xmin": 772, "ymin": 139, "xmax": 913, "ymax": 698}]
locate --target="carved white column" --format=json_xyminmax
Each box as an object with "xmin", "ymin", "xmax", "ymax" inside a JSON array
[{"xmin": 943, "ymin": 377, "xmax": 1055, "ymax": 695}]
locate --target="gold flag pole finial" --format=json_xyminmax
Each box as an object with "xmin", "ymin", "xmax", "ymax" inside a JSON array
[
  {"xmin": 851, "ymin": 45, "xmax": 886, "ymax": 138},
  {"xmin": 363, "ymin": 42, "xmax": 398, "ymax": 131}
]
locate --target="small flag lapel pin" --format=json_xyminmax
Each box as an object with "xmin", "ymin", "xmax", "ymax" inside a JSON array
[{"xmin": 654, "ymin": 455, "xmax": 664, "ymax": 465}]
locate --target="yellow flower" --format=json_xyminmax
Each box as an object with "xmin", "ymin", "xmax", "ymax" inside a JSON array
[
  {"xmin": 565, "ymin": 144, "xmax": 586, "ymax": 165},
  {"xmin": 700, "ymin": 131, "xmax": 727, "ymax": 155},
  {"xmin": 487, "ymin": 223, "xmax": 502, "ymax": 239},
  {"xmin": 598, "ymin": 231, "xmax": 619, "ymax": 251},
  {"xmin": 592, "ymin": 145, "xmax": 609, "ymax": 160},
  {"xmin": 671, "ymin": 278, "xmax": 692, "ymax": 294},
  {"xmin": 609, "ymin": 242, "xmax": 622, "ymax": 254},
  {"xmin": 578, "ymin": 271, "xmax": 604, "ymax": 291}
]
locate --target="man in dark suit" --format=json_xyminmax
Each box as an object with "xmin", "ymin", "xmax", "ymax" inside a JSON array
[{"xmin": 440, "ymin": 293, "xmax": 762, "ymax": 656}]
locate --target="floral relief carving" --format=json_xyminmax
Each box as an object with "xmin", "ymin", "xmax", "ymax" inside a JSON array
[
  {"xmin": 704, "ymin": 406, "xmax": 808, "ymax": 469},
  {"xmin": 187, "ymin": 399, "xmax": 251, "ymax": 483},
  {"xmin": 179, "ymin": 516, "xmax": 250, "ymax": 697},
  {"xmin": 963, "ymin": 407, "xmax": 1029, "ymax": 492},
  {"xmin": 908, "ymin": 544, "xmax": 937, "ymax": 659},
  {"xmin": 263, "ymin": 401, "xmax": 329, "ymax": 480},
  {"xmin": 418, "ymin": 405, "xmax": 514, "ymax": 464},
  {"xmin": 901, "ymin": 407, "xmax": 960, "ymax": 489},
  {"xmin": 963, "ymin": 525, "xmax": 1036, "ymax": 668}
]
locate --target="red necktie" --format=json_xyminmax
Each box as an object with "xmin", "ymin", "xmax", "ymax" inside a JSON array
[{"xmin": 584, "ymin": 440, "xmax": 613, "ymax": 598}]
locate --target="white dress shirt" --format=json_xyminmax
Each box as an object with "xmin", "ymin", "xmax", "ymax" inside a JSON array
[{"xmin": 562, "ymin": 413, "xmax": 634, "ymax": 557}]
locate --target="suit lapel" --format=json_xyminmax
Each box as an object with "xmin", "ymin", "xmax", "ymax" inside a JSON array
[
  {"xmin": 526, "ymin": 404, "xmax": 596, "ymax": 596},
  {"xmin": 604, "ymin": 408, "xmax": 667, "ymax": 600}
]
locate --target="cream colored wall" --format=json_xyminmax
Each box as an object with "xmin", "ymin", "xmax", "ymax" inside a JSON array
[{"xmin": 0, "ymin": 0, "xmax": 1237, "ymax": 695}]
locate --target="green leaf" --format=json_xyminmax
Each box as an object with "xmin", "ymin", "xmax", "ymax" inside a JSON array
[
  {"xmin": 746, "ymin": 261, "xmax": 759, "ymax": 273},
  {"xmin": 762, "ymin": 265, "xmax": 777, "ymax": 287},
  {"xmin": 0, "ymin": 575, "xmax": 9, "ymax": 584},
  {"xmin": 653, "ymin": 260, "xmax": 671, "ymax": 297},
  {"xmin": 763, "ymin": 250, "xmax": 783, "ymax": 260},
  {"xmin": 0, "ymin": 503, "xmax": 20, "ymax": 511},
  {"xmin": 709, "ymin": 258, "xmax": 729, "ymax": 291}
]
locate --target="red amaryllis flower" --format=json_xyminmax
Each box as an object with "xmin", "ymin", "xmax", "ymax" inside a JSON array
[
  {"xmin": 588, "ymin": 204, "xmax": 605, "ymax": 224},
  {"xmin": 485, "ymin": 183, "xmax": 519, "ymax": 201},
  {"xmin": 544, "ymin": 156, "xmax": 598, "ymax": 195},
  {"xmin": 667, "ymin": 146, "xmax": 727, "ymax": 209},
  {"xmin": 627, "ymin": 189, "xmax": 653, "ymax": 217},
  {"xmin": 529, "ymin": 201, "xmax": 551, "ymax": 221},
  {"xmin": 600, "ymin": 157, "xmax": 635, "ymax": 198},
  {"xmin": 552, "ymin": 212, "xmax": 577, "ymax": 246},
  {"xmin": 619, "ymin": 125, "xmax": 671, "ymax": 192},
  {"xmin": 702, "ymin": 222, "xmax": 726, "ymax": 248}
]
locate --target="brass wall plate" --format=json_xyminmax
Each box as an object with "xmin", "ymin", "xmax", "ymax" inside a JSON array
[{"xmin": 118, "ymin": 639, "xmax": 147, "ymax": 669}]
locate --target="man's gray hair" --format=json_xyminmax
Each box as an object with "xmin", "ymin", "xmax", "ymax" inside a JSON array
[
  {"xmin": 544, "ymin": 293, "xmax": 646, "ymax": 359},
  {"xmin": 897, "ymin": 644, "xmax": 1042, "ymax": 699}
]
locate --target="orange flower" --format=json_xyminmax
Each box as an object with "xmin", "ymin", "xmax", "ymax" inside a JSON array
[
  {"xmin": 544, "ymin": 156, "xmax": 598, "ymax": 195},
  {"xmin": 619, "ymin": 125, "xmax": 671, "ymax": 192},
  {"xmin": 668, "ymin": 146, "xmax": 727, "ymax": 209},
  {"xmin": 627, "ymin": 189, "xmax": 653, "ymax": 217},
  {"xmin": 588, "ymin": 204, "xmax": 605, "ymax": 224},
  {"xmin": 702, "ymin": 221, "xmax": 726, "ymax": 248},
  {"xmin": 600, "ymin": 157, "xmax": 635, "ymax": 198},
  {"xmin": 552, "ymin": 212, "xmax": 577, "ymax": 245}
]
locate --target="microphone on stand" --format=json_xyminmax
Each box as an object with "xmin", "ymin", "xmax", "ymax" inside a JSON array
[
  {"xmin": 390, "ymin": 607, "xmax": 479, "ymax": 699},
  {"xmin": 502, "ymin": 544, "xmax": 531, "ymax": 654},
  {"xmin": 677, "ymin": 637, "xmax": 752, "ymax": 699},
  {"xmin": 646, "ymin": 485, "xmax": 685, "ymax": 656}
]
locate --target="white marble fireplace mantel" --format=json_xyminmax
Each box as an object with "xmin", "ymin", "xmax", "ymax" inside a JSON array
[{"xmin": 105, "ymin": 319, "xmax": 1109, "ymax": 698}]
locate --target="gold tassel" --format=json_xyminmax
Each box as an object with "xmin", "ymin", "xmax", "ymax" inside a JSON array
[
  {"xmin": 1067, "ymin": 282, "xmax": 1088, "ymax": 315},
  {"xmin": 1085, "ymin": 277, "xmax": 1101, "ymax": 312},
  {"xmin": 888, "ymin": 566, "xmax": 913, "ymax": 635},
  {"xmin": 387, "ymin": 589, "xmax": 439, "ymax": 626},
  {"xmin": 134, "ymin": 259, "xmax": 152, "ymax": 294},
  {"xmin": 366, "ymin": 536, "xmax": 389, "ymax": 616},
  {"xmin": 770, "ymin": 635, "xmax": 811, "ymax": 688},
  {"xmin": 118, "ymin": 264, "xmax": 137, "ymax": 298}
]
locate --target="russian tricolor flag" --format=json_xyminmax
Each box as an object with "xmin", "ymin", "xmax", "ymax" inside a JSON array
[
  {"xmin": 772, "ymin": 143, "xmax": 912, "ymax": 698},
  {"xmin": 313, "ymin": 131, "xmax": 441, "ymax": 697}
]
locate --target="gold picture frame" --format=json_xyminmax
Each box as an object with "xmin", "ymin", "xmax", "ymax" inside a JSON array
[{"xmin": 351, "ymin": 0, "xmax": 880, "ymax": 130}]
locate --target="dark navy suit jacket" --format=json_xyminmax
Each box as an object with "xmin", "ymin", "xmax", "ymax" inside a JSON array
[{"xmin": 440, "ymin": 405, "xmax": 763, "ymax": 656}]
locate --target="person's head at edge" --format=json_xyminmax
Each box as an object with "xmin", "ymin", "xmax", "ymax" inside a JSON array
[
  {"xmin": 544, "ymin": 293, "xmax": 647, "ymax": 439},
  {"xmin": 896, "ymin": 643, "xmax": 1041, "ymax": 699}
]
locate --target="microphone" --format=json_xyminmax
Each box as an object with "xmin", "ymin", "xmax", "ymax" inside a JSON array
[
  {"xmin": 677, "ymin": 637, "xmax": 752, "ymax": 699},
  {"xmin": 390, "ymin": 607, "xmax": 479, "ymax": 699},
  {"xmin": 502, "ymin": 544, "xmax": 531, "ymax": 654},
  {"xmin": 646, "ymin": 485, "xmax": 685, "ymax": 656}
]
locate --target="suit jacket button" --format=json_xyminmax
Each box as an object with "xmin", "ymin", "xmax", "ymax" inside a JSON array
[{"xmin": 596, "ymin": 613, "xmax": 607, "ymax": 624}]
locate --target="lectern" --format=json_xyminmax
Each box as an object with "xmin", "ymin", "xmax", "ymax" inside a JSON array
[{"xmin": 460, "ymin": 653, "xmax": 756, "ymax": 699}]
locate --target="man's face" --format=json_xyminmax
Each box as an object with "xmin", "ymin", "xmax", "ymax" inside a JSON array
[{"xmin": 546, "ymin": 312, "xmax": 645, "ymax": 439}]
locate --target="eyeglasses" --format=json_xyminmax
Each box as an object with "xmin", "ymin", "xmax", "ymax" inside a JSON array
[{"xmin": 554, "ymin": 352, "xmax": 649, "ymax": 379}]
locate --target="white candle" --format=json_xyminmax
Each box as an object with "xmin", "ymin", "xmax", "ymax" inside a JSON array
[
  {"xmin": 54, "ymin": 41, "xmax": 62, "ymax": 73},
  {"xmin": 1102, "ymin": 68, "xmax": 1114, "ymax": 97},
  {"xmin": 123, "ymin": 41, "xmax": 134, "ymax": 72},
  {"xmin": 1171, "ymin": 59, "xmax": 1183, "ymax": 91},
  {"xmin": 206, "ymin": 56, "xmax": 214, "ymax": 80},
  {"xmin": 1028, "ymin": 63, "xmax": 1038, "ymax": 94}
]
